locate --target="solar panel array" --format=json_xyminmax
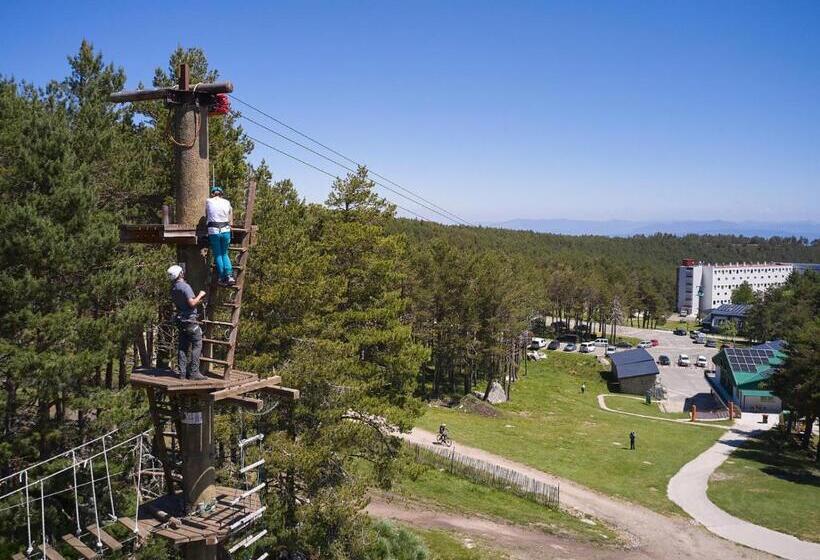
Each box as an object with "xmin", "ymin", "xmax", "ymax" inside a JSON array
[{"xmin": 726, "ymin": 348, "xmax": 776, "ymax": 372}]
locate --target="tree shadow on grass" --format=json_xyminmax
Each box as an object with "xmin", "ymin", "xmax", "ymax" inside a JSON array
[
  {"xmin": 731, "ymin": 432, "xmax": 820, "ymax": 490},
  {"xmin": 598, "ymin": 369, "xmax": 619, "ymax": 393}
]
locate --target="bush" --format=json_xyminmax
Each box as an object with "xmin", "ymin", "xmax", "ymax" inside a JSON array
[{"xmin": 366, "ymin": 520, "xmax": 429, "ymax": 560}]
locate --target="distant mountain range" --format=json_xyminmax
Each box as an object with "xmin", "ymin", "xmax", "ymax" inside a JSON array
[{"xmin": 490, "ymin": 219, "xmax": 820, "ymax": 240}]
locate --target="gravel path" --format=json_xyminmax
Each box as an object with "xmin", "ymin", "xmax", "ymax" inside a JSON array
[
  {"xmin": 668, "ymin": 424, "xmax": 820, "ymax": 560},
  {"xmin": 402, "ymin": 428, "xmax": 775, "ymax": 560},
  {"xmin": 597, "ymin": 393, "xmax": 730, "ymax": 429}
]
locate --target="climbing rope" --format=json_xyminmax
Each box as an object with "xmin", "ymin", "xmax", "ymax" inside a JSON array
[
  {"xmin": 165, "ymin": 103, "xmax": 200, "ymax": 149},
  {"xmin": 40, "ymin": 480, "xmax": 46, "ymax": 556},
  {"xmin": 133, "ymin": 434, "xmax": 143, "ymax": 535},
  {"xmin": 102, "ymin": 434, "xmax": 117, "ymax": 520},
  {"xmin": 86, "ymin": 459, "xmax": 103, "ymax": 550},
  {"xmin": 21, "ymin": 471, "xmax": 33, "ymax": 554},
  {"xmin": 71, "ymin": 450, "xmax": 82, "ymax": 535}
]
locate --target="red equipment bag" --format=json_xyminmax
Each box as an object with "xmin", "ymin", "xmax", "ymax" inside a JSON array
[{"xmin": 209, "ymin": 94, "xmax": 230, "ymax": 116}]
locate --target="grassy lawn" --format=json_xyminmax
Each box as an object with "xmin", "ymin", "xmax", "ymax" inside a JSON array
[
  {"xmin": 396, "ymin": 461, "xmax": 617, "ymax": 543},
  {"xmin": 413, "ymin": 528, "xmax": 505, "ymax": 560},
  {"xmin": 417, "ymin": 353, "xmax": 724, "ymax": 515},
  {"xmin": 708, "ymin": 430, "xmax": 820, "ymax": 542},
  {"xmin": 604, "ymin": 394, "xmax": 690, "ymax": 419}
]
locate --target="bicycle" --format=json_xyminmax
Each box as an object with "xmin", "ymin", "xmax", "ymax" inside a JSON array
[{"xmin": 436, "ymin": 431, "xmax": 452, "ymax": 447}]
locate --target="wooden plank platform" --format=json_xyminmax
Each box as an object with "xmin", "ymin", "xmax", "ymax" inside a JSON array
[
  {"xmin": 13, "ymin": 553, "xmax": 26, "ymax": 560},
  {"xmin": 120, "ymin": 224, "xmax": 256, "ymax": 246},
  {"xmin": 39, "ymin": 544, "xmax": 67, "ymax": 560},
  {"xmin": 130, "ymin": 367, "xmax": 290, "ymax": 400},
  {"xmin": 62, "ymin": 534, "xmax": 99, "ymax": 559},
  {"xmin": 86, "ymin": 525, "xmax": 122, "ymax": 551},
  {"xmin": 119, "ymin": 486, "xmax": 262, "ymax": 546}
]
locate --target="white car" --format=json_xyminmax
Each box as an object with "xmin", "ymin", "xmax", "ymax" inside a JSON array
[
  {"xmin": 678, "ymin": 354, "xmax": 691, "ymax": 367},
  {"xmin": 605, "ymin": 345, "xmax": 617, "ymax": 356},
  {"xmin": 696, "ymin": 355, "xmax": 708, "ymax": 368},
  {"xmin": 529, "ymin": 337, "xmax": 547, "ymax": 349},
  {"xmin": 579, "ymin": 342, "xmax": 596, "ymax": 353},
  {"xmin": 637, "ymin": 340, "xmax": 653, "ymax": 348},
  {"xmin": 594, "ymin": 338, "xmax": 609, "ymax": 347}
]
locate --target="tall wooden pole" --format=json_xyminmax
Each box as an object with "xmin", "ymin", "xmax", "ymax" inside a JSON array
[{"xmin": 172, "ymin": 65, "xmax": 217, "ymax": 560}]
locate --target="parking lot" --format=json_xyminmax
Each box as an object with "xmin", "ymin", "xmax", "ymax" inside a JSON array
[{"xmin": 533, "ymin": 326, "xmax": 721, "ymax": 412}]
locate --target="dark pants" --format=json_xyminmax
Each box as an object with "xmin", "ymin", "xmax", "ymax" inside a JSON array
[
  {"xmin": 177, "ymin": 321, "xmax": 202, "ymax": 378},
  {"xmin": 630, "ymin": 439, "xmax": 635, "ymax": 450}
]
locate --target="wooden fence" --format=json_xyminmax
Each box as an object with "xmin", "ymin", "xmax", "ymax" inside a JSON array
[{"xmin": 408, "ymin": 441, "xmax": 559, "ymax": 508}]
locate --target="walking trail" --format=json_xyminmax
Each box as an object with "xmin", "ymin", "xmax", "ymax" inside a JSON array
[
  {"xmin": 402, "ymin": 428, "xmax": 773, "ymax": 560},
  {"xmin": 597, "ymin": 393, "xmax": 730, "ymax": 429},
  {"xmin": 668, "ymin": 419, "xmax": 820, "ymax": 560}
]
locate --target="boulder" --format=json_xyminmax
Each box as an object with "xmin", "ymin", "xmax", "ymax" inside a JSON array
[{"xmin": 485, "ymin": 381, "xmax": 508, "ymax": 404}]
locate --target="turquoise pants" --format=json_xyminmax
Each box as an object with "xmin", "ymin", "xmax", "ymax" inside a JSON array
[{"xmin": 209, "ymin": 231, "xmax": 233, "ymax": 280}]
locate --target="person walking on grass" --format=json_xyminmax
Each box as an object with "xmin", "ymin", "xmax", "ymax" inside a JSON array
[
  {"xmin": 629, "ymin": 431, "xmax": 636, "ymax": 450},
  {"xmin": 167, "ymin": 265, "xmax": 207, "ymax": 381},
  {"xmin": 581, "ymin": 382, "xmax": 586, "ymax": 394},
  {"xmin": 206, "ymin": 185, "xmax": 235, "ymax": 286}
]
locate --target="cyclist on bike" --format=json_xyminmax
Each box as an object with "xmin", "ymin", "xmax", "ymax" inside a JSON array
[{"xmin": 438, "ymin": 423, "xmax": 448, "ymax": 441}]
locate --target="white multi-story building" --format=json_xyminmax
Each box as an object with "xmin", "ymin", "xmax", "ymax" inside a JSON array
[{"xmin": 676, "ymin": 260, "xmax": 794, "ymax": 317}]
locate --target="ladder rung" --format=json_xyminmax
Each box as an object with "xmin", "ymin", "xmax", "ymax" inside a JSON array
[
  {"xmin": 228, "ymin": 246, "xmax": 248, "ymax": 252},
  {"xmin": 203, "ymin": 338, "xmax": 232, "ymax": 346},
  {"xmin": 162, "ymin": 431, "xmax": 177, "ymax": 438},
  {"xmin": 87, "ymin": 525, "xmax": 123, "ymax": 551},
  {"xmin": 221, "ymin": 302, "xmax": 240, "ymax": 307},
  {"xmin": 200, "ymin": 356, "xmax": 230, "ymax": 366},
  {"xmin": 201, "ymin": 320, "xmax": 235, "ymax": 327},
  {"xmin": 240, "ymin": 458, "xmax": 265, "ymax": 474},
  {"xmin": 62, "ymin": 534, "xmax": 99, "ymax": 559}
]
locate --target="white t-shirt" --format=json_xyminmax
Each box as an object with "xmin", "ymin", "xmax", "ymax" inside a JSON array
[{"xmin": 206, "ymin": 196, "xmax": 232, "ymax": 235}]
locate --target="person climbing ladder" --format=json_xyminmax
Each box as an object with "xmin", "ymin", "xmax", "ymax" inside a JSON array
[{"xmin": 206, "ymin": 185, "xmax": 235, "ymax": 285}]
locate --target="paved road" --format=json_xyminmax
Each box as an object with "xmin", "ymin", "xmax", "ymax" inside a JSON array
[
  {"xmin": 402, "ymin": 428, "xmax": 774, "ymax": 560},
  {"xmin": 668, "ymin": 418, "xmax": 820, "ymax": 560}
]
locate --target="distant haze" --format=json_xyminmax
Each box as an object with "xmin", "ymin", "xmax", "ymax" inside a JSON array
[{"xmin": 491, "ymin": 219, "xmax": 820, "ymax": 240}]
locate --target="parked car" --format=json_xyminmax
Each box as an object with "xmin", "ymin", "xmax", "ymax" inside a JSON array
[
  {"xmin": 558, "ymin": 333, "xmax": 579, "ymax": 343},
  {"xmin": 605, "ymin": 345, "xmax": 617, "ymax": 356},
  {"xmin": 689, "ymin": 330, "xmax": 702, "ymax": 339},
  {"xmin": 563, "ymin": 343, "xmax": 577, "ymax": 352},
  {"xmin": 594, "ymin": 337, "xmax": 609, "ymax": 347},
  {"xmin": 579, "ymin": 341, "xmax": 596, "ymax": 353},
  {"xmin": 616, "ymin": 341, "xmax": 632, "ymax": 348},
  {"xmin": 530, "ymin": 337, "xmax": 547, "ymax": 349},
  {"xmin": 693, "ymin": 332, "xmax": 707, "ymax": 344},
  {"xmin": 658, "ymin": 355, "xmax": 671, "ymax": 366},
  {"xmin": 637, "ymin": 340, "xmax": 653, "ymax": 348},
  {"xmin": 705, "ymin": 338, "xmax": 717, "ymax": 348},
  {"xmin": 673, "ymin": 328, "xmax": 687, "ymax": 336},
  {"xmin": 547, "ymin": 339, "xmax": 561, "ymax": 350},
  {"xmin": 678, "ymin": 354, "xmax": 691, "ymax": 367},
  {"xmin": 696, "ymin": 355, "xmax": 708, "ymax": 368}
]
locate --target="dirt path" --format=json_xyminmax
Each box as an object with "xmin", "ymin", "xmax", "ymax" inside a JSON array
[
  {"xmin": 367, "ymin": 494, "xmax": 635, "ymax": 560},
  {"xmin": 402, "ymin": 428, "xmax": 776, "ymax": 559}
]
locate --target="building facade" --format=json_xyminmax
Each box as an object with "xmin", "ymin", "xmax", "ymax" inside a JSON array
[
  {"xmin": 676, "ymin": 260, "xmax": 794, "ymax": 317},
  {"xmin": 712, "ymin": 341, "xmax": 785, "ymax": 413}
]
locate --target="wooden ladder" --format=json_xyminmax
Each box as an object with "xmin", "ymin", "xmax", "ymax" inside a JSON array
[
  {"xmin": 146, "ymin": 389, "xmax": 183, "ymax": 496},
  {"xmin": 201, "ymin": 180, "xmax": 257, "ymax": 381}
]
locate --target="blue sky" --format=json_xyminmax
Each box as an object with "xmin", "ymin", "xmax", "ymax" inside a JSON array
[{"xmin": 1, "ymin": 1, "xmax": 818, "ymax": 224}]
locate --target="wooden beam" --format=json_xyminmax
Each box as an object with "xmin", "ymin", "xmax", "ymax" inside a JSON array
[
  {"xmin": 211, "ymin": 376, "xmax": 282, "ymax": 401},
  {"xmin": 220, "ymin": 396, "xmax": 263, "ymax": 411},
  {"xmin": 258, "ymin": 385, "xmax": 301, "ymax": 400},
  {"xmin": 109, "ymin": 81, "xmax": 234, "ymax": 104}
]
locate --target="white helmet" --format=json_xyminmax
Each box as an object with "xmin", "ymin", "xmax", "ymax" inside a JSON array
[{"xmin": 166, "ymin": 264, "xmax": 183, "ymax": 281}]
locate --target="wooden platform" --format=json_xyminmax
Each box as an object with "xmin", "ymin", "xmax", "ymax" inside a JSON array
[
  {"xmin": 130, "ymin": 367, "xmax": 293, "ymax": 400},
  {"xmin": 120, "ymin": 223, "xmax": 256, "ymax": 246},
  {"xmin": 119, "ymin": 486, "xmax": 263, "ymax": 546}
]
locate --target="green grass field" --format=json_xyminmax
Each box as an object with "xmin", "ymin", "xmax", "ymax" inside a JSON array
[
  {"xmin": 396, "ymin": 461, "xmax": 617, "ymax": 543},
  {"xmin": 708, "ymin": 431, "xmax": 820, "ymax": 542},
  {"xmin": 413, "ymin": 528, "xmax": 505, "ymax": 560},
  {"xmin": 603, "ymin": 394, "xmax": 690, "ymax": 419},
  {"xmin": 417, "ymin": 353, "xmax": 725, "ymax": 514}
]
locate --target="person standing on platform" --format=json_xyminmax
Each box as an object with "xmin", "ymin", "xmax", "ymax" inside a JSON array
[
  {"xmin": 167, "ymin": 265, "xmax": 207, "ymax": 381},
  {"xmin": 206, "ymin": 185, "xmax": 235, "ymax": 286}
]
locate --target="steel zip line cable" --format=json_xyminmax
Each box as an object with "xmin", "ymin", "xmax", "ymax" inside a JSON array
[
  {"xmin": 245, "ymin": 134, "xmax": 433, "ymax": 222},
  {"xmin": 230, "ymin": 94, "xmax": 473, "ymax": 226},
  {"xmin": 240, "ymin": 114, "xmax": 463, "ymax": 225}
]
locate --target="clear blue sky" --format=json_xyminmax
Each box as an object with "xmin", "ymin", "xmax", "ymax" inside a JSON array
[{"xmin": 2, "ymin": 1, "xmax": 818, "ymax": 224}]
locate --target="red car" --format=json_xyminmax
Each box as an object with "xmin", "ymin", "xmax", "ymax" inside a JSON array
[{"xmin": 650, "ymin": 339, "xmax": 659, "ymax": 347}]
